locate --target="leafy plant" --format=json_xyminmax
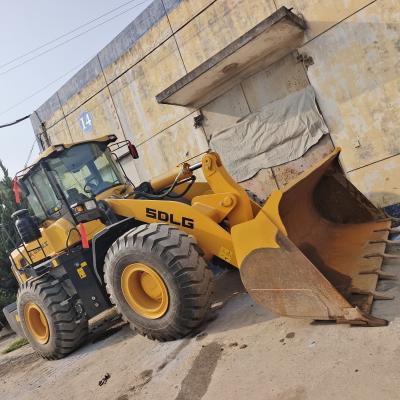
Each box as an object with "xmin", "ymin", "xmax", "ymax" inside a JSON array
[
  {"xmin": 0, "ymin": 160, "xmax": 26, "ymax": 325},
  {"xmin": 2, "ymin": 337, "xmax": 29, "ymax": 354}
]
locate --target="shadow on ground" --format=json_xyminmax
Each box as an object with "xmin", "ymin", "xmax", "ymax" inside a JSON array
[{"xmin": 199, "ymin": 269, "xmax": 278, "ymax": 336}]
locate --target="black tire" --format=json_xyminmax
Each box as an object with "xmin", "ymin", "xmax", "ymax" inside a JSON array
[
  {"xmin": 17, "ymin": 274, "xmax": 88, "ymax": 360},
  {"xmin": 104, "ymin": 223, "xmax": 212, "ymax": 341}
]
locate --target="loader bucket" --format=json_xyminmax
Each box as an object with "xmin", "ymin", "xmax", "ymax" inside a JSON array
[{"xmin": 234, "ymin": 148, "xmax": 396, "ymax": 326}]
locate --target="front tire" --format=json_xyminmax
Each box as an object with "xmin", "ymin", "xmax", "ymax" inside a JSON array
[
  {"xmin": 17, "ymin": 275, "xmax": 88, "ymax": 360},
  {"xmin": 104, "ymin": 223, "xmax": 212, "ymax": 341}
]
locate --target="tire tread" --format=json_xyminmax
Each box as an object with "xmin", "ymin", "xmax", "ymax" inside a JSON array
[
  {"xmin": 104, "ymin": 223, "xmax": 212, "ymax": 341},
  {"xmin": 17, "ymin": 274, "xmax": 88, "ymax": 360}
]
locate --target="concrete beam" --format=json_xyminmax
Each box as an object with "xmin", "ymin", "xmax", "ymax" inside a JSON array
[{"xmin": 156, "ymin": 7, "xmax": 306, "ymax": 107}]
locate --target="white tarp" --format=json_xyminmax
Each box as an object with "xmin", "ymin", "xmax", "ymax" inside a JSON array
[{"xmin": 208, "ymin": 86, "xmax": 329, "ymax": 182}]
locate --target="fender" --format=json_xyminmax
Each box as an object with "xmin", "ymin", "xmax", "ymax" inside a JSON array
[{"xmin": 91, "ymin": 217, "xmax": 143, "ymax": 283}]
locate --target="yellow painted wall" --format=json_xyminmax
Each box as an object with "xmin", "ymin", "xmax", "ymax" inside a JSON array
[
  {"xmin": 33, "ymin": 0, "xmax": 400, "ymax": 209},
  {"xmin": 298, "ymin": 0, "xmax": 400, "ymax": 206},
  {"xmin": 108, "ymin": 37, "xmax": 192, "ymax": 146},
  {"xmin": 174, "ymin": 0, "xmax": 276, "ymax": 71},
  {"xmin": 66, "ymin": 87, "xmax": 125, "ymax": 145},
  {"xmin": 348, "ymin": 154, "xmax": 400, "ymax": 207},
  {"xmin": 165, "ymin": 0, "xmax": 215, "ymax": 32},
  {"xmin": 101, "ymin": 14, "xmax": 173, "ymax": 83},
  {"xmin": 133, "ymin": 111, "xmax": 208, "ymax": 180}
]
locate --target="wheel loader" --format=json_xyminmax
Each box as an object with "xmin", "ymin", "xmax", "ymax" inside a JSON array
[{"xmin": 2, "ymin": 134, "xmax": 398, "ymax": 359}]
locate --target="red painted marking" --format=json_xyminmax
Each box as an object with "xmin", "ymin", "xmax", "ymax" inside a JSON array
[
  {"xmin": 79, "ymin": 223, "xmax": 90, "ymax": 249},
  {"xmin": 13, "ymin": 176, "xmax": 20, "ymax": 204}
]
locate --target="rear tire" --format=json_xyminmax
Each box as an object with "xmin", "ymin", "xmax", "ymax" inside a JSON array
[
  {"xmin": 17, "ymin": 275, "xmax": 88, "ymax": 360},
  {"xmin": 104, "ymin": 223, "xmax": 212, "ymax": 341}
]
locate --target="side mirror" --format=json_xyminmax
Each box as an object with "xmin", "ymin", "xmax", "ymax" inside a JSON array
[{"xmin": 128, "ymin": 142, "xmax": 139, "ymax": 159}]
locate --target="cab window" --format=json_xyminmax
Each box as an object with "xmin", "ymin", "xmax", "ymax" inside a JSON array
[{"xmin": 24, "ymin": 168, "xmax": 62, "ymax": 222}]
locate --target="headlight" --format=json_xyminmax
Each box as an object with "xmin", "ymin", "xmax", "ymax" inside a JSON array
[
  {"xmin": 73, "ymin": 205, "xmax": 84, "ymax": 213},
  {"xmin": 84, "ymin": 200, "xmax": 97, "ymax": 210}
]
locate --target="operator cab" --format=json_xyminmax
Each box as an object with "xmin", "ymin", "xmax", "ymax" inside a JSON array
[
  {"xmin": 17, "ymin": 135, "xmax": 133, "ymax": 226},
  {"xmin": 9, "ymin": 135, "xmax": 139, "ymax": 270}
]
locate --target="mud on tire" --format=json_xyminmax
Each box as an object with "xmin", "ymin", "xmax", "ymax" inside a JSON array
[
  {"xmin": 104, "ymin": 223, "xmax": 212, "ymax": 341},
  {"xmin": 17, "ymin": 274, "xmax": 88, "ymax": 360}
]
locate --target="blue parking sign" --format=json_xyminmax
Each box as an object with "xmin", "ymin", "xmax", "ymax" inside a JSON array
[{"xmin": 79, "ymin": 111, "xmax": 93, "ymax": 133}]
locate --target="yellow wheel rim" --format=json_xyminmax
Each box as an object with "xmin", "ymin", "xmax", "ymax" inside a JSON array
[
  {"xmin": 121, "ymin": 263, "xmax": 169, "ymax": 319},
  {"xmin": 24, "ymin": 302, "xmax": 49, "ymax": 344}
]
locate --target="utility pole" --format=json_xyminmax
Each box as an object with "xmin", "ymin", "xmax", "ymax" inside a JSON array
[{"xmin": 33, "ymin": 111, "xmax": 50, "ymax": 151}]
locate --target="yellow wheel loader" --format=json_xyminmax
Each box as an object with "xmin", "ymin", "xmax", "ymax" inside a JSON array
[{"xmin": 2, "ymin": 135, "xmax": 397, "ymax": 359}]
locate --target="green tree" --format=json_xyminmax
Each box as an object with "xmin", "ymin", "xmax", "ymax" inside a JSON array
[{"xmin": 0, "ymin": 160, "xmax": 24, "ymax": 325}]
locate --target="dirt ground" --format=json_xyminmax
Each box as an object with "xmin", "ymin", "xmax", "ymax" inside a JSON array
[{"xmin": 2, "ymin": 250, "xmax": 400, "ymax": 400}]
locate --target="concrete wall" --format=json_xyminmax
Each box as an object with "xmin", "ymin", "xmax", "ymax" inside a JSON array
[{"xmin": 31, "ymin": 0, "xmax": 400, "ymax": 210}]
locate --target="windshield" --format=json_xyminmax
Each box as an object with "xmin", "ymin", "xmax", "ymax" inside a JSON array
[{"xmin": 47, "ymin": 143, "xmax": 126, "ymax": 205}]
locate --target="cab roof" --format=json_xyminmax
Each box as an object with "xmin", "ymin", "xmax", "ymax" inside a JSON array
[{"xmin": 16, "ymin": 134, "xmax": 117, "ymax": 180}]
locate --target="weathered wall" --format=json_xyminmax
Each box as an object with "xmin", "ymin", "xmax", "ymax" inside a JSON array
[
  {"xmin": 295, "ymin": 0, "xmax": 400, "ymax": 208},
  {"xmin": 31, "ymin": 0, "xmax": 400, "ymax": 210}
]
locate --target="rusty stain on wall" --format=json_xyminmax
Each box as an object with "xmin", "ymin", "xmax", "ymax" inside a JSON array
[{"xmin": 272, "ymin": 136, "xmax": 334, "ymax": 188}]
